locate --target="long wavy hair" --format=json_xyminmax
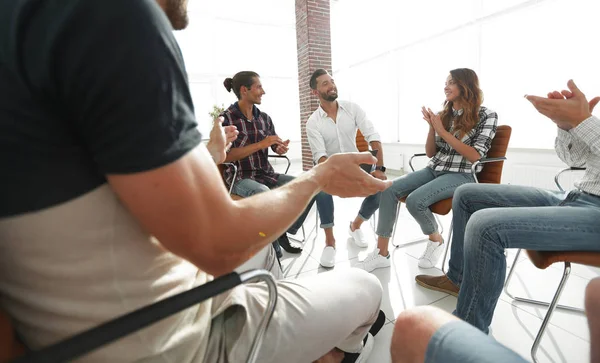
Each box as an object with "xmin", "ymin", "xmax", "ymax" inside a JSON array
[{"xmin": 439, "ymin": 68, "xmax": 483, "ymax": 139}]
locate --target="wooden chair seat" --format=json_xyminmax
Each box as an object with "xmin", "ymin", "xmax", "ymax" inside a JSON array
[
  {"xmin": 398, "ymin": 196, "xmax": 453, "ymax": 215},
  {"xmin": 526, "ymin": 250, "xmax": 600, "ymax": 270}
]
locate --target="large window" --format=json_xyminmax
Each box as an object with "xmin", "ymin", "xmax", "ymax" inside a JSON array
[
  {"xmin": 174, "ymin": 1, "xmax": 300, "ymax": 140},
  {"xmin": 331, "ymin": 0, "xmax": 600, "ymax": 148}
]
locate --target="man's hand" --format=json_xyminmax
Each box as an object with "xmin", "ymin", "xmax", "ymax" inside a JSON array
[
  {"xmin": 371, "ymin": 169, "xmax": 387, "ymax": 180},
  {"xmin": 260, "ymin": 135, "xmax": 284, "ymax": 149},
  {"xmin": 526, "ymin": 79, "xmax": 600, "ymax": 131},
  {"xmin": 207, "ymin": 117, "xmax": 239, "ymax": 164},
  {"xmin": 313, "ymin": 152, "xmax": 392, "ymax": 198},
  {"xmin": 274, "ymin": 139, "xmax": 290, "ymax": 155}
]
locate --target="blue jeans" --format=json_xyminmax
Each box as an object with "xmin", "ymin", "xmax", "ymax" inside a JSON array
[
  {"xmin": 425, "ymin": 321, "xmax": 527, "ymax": 363},
  {"xmin": 232, "ymin": 174, "xmax": 328, "ymax": 234},
  {"xmin": 316, "ymin": 192, "xmax": 380, "ymax": 228},
  {"xmin": 448, "ymin": 183, "xmax": 600, "ymax": 333},
  {"xmin": 376, "ymin": 168, "xmax": 475, "ymax": 237}
]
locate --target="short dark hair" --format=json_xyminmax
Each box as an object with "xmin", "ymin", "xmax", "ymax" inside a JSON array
[
  {"xmin": 224, "ymin": 71, "xmax": 260, "ymax": 100},
  {"xmin": 309, "ymin": 68, "xmax": 329, "ymax": 90}
]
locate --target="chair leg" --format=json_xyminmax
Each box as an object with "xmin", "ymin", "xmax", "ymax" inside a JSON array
[
  {"xmin": 370, "ymin": 211, "xmax": 378, "ymax": 240},
  {"xmin": 530, "ymin": 262, "xmax": 571, "ymax": 363},
  {"xmin": 441, "ymin": 221, "xmax": 453, "ymax": 274},
  {"xmin": 391, "ymin": 204, "xmax": 427, "ymax": 247},
  {"xmin": 288, "ymin": 225, "xmax": 306, "ymax": 244},
  {"xmin": 503, "ymin": 250, "xmax": 583, "ymax": 313},
  {"xmin": 392, "ymin": 205, "xmax": 444, "ymax": 248},
  {"xmin": 434, "ymin": 214, "xmax": 444, "ymax": 235}
]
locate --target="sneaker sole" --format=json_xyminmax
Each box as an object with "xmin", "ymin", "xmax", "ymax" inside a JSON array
[
  {"xmin": 415, "ymin": 278, "xmax": 459, "ymax": 297},
  {"xmin": 319, "ymin": 260, "xmax": 335, "ymax": 268}
]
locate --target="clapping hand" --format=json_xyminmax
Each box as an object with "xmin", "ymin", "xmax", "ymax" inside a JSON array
[
  {"xmin": 274, "ymin": 139, "xmax": 290, "ymax": 155},
  {"xmin": 526, "ymin": 80, "xmax": 600, "ymax": 131}
]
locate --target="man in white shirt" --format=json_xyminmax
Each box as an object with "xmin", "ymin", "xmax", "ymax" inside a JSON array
[{"xmin": 306, "ymin": 69, "xmax": 390, "ymax": 269}]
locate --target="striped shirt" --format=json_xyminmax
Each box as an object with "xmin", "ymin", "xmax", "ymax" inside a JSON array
[
  {"xmin": 556, "ymin": 115, "xmax": 600, "ymax": 196},
  {"xmin": 428, "ymin": 106, "xmax": 498, "ymax": 173},
  {"xmin": 221, "ymin": 102, "xmax": 278, "ymax": 188}
]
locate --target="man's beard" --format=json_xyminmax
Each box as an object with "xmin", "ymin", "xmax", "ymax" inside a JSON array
[
  {"xmin": 320, "ymin": 90, "xmax": 338, "ymax": 102},
  {"xmin": 165, "ymin": 0, "xmax": 189, "ymax": 30}
]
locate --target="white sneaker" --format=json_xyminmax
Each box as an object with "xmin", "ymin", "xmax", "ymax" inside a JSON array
[
  {"xmin": 355, "ymin": 333, "xmax": 374, "ymax": 363},
  {"xmin": 320, "ymin": 246, "xmax": 336, "ymax": 268},
  {"xmin": 358, "ymin": 248, "xmax": 390, "ymax": 272},
  {"xmin": 349, "ymin": 223, "xmax": 368, "ymax": 248},
  {"xmin": 418, "ymin": 239, "xmax": 444, "ymax": 269}
]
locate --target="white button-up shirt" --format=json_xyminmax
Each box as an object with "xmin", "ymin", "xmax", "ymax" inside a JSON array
[{"xmin": 306, "ymin": 100, "xmax": 381, "ymax": 163}]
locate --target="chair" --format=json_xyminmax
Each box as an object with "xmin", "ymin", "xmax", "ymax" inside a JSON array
[
  {"xmin": 503, "ymin": 166, "xmax": 597, "ymax": 363},
  {"xmin": 391, "ymin": 125, "xmax": 512, "ymax": 273},
  {"xmin": 7, "ymin": 269, "xmax": 277, "ymax": 363}
]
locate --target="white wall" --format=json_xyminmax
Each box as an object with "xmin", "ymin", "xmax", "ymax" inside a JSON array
[
  {"xmin": 174, "ymin": 1, "xmax": 300, "ymax": 141},
  {"xmin": 330, "ymin": 0, "xmax": 600, "ymax": 150}
]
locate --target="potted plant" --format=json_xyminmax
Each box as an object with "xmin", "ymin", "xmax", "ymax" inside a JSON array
[{"xmin": 208, "ymin": 104, "xmax": 225, "ymax": 120}]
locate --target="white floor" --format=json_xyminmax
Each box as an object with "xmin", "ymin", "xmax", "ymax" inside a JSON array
[{"xmin": 275, "ymin": 162, "xmax": 596, "ymax": 363}]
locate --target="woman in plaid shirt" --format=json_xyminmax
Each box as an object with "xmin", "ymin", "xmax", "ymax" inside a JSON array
[{"xmin": 359, "ymin": 68, "xmax": 498, "ymax": 272}]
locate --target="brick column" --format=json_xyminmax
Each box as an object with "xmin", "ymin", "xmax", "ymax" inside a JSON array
[{"xmin": 295, "ymin": 0, "xmax": 332, "ymax": 171}]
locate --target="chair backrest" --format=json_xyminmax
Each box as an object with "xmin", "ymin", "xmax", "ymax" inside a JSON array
[
  {"xmin": 477, "ymin": 125, "xmax": 512, "ymax": 184},
  {"xmin": 0, "ymin": 306, "xmax": 25, "ymax": 362},
  {"xmin": 356, "ymin": 130, "xmax": 369, "ymax": 152}
]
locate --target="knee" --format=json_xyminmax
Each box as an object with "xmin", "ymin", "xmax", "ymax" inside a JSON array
[
  {"xmin": 452, "ymin": 183, "xmax": 479, "ymax": 210},
  {"xmin": 392, "ymin": 306, "xmax": 446, "ymax": 363},
  {"xmin": 464, "ymin": 209, "xmax": 502, "ymax": 249},
  {"xmin": 586, "ymin": 278, "xmax": 600, "ymax": 314},
  {"xmin": 404, "ymin": 193, "xmax": 424, "ymax": 214},
  {"xmin": 248, "ymin": 184, "xmax": 270, "ymax": 196},
  {"xmin": 348, "ymin": 268, "xmax": 382, "ymax": 306}
]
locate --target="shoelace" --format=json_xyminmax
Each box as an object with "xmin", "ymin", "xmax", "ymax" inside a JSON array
[
  {"xmin": 420, "ymin": 242, "xmax": 437, "ymax": 260},
  {"xmin": 364, "ymin": 249, "xmax": 380, "ymax": 263}
]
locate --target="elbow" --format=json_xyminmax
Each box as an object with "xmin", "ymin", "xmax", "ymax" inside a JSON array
[
  {"xmin": 467, "ymin": 149, "xmax": 483, "ymax": 164},
  {"xmin": 183, "ymin": 236, "xmax": 246, "ymax": 276}
]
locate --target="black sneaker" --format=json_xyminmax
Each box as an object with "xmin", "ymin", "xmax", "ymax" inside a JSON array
[
  {"xmin": 341, "ymin": 333, "xmax": 374, "ymax": 363},
  {"xmin": 278, "ymin": 234, "xmax": 302, "ymax": 254}
]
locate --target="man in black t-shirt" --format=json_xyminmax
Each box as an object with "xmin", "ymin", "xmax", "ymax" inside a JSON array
[{"xmin": 0, "ymin": 1, "xmax": 391, "ymax": 362}]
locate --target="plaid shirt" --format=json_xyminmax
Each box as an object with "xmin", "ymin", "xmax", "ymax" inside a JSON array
[
  {"xmin": 221, "ymin": 102, "xmax": 279, "ymax": 188},
  {"xmin": 428, "ymin": 106, "xmax": 498, "ymax": 173},
  {"xmin": 556, "ymin": 115, "xmax": 600, "ymax": 196}
]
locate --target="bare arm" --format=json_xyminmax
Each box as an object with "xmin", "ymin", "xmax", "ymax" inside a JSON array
[
  {"xmin": 425, "ymin": 126, "xmax": 437, "ymax": 158},
  {"xmin": 108, "ymin": 145, "xmax": 390, "ymax": 276},
  {"xmin": 421, "ymin": 107, "xmax": 437, "ymax": 158}
]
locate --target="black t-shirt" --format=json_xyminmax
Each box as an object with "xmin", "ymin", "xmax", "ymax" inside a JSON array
[{"xmin": 0, "ymin": 0, "xmax": 201, "ymax": 218}]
